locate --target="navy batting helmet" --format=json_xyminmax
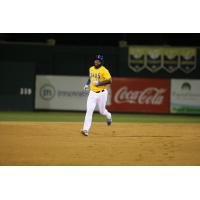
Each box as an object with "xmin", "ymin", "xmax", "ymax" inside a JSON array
[{"xmin": 95, "ymin": 54, "xmax": 104, "ymax": 62}]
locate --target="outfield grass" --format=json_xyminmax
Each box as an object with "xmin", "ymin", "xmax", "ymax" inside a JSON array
[{"xmin": 0, "ymin": 112, "xmax": 200, "ymax": 123}]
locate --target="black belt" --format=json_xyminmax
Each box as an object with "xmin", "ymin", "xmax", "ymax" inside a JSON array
[{"xmin": 95, "ymin": 89, "xmax": 105, "ymax": 93}]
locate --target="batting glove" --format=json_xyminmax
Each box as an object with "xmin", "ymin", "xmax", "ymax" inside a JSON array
[
  {"xmin": 83, "ymin": 85, "xmax": 89, "ymax": 91},
  {"xmin": 93, "ymin": 80, "xmax": 99, "ymax": 86}
]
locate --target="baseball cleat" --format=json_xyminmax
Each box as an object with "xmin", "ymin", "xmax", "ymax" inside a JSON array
[
  {"xmin": 107, "ymin": 118, "xmax": 112, "ymax": 126},
  {"xmin": 81, "ymin": 130, "xmax": 89, "ymax": 136}
]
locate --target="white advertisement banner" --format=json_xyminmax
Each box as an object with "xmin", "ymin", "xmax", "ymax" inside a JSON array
[
  {"xmin": 171, "ymin": 79, "xmax": 200, "ymax": 114},
  {"xmin": 35, "ymin": 75, "xmax": 89, "ymax": 110}
]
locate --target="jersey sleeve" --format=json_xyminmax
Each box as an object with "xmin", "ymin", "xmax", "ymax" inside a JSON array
[{"xmin": 103, "ymin": 69, "xmax": 111, "ymax": 80}]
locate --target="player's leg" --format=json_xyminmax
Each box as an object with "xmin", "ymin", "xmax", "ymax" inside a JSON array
[
  {"xmin": 82, "ymin": 91, "xmax": 97, "ymax": 134},
  {"xmin": 97, "ymin": 90, "xmax": 112, "ymax": 125}
]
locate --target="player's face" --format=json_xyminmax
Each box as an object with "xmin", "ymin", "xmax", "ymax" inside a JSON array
[{"xmin": 94, "ymin": 59, "xmax": 101, "ymax": 67}]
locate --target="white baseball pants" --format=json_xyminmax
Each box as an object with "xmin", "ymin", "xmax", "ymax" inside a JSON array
[{"xmin": 83, "ymin": 89, "xmax": 111, "ymax": 131}]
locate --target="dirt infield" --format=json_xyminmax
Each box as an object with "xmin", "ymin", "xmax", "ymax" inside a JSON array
[{"xmin": 0, "ymin": 122, "xmax": 200, "ymax": 165}]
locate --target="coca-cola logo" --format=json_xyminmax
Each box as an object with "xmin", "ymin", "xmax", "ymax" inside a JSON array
[{"xmin": 114, "ymin": 86, "xmax": 166, "ymax": 105}]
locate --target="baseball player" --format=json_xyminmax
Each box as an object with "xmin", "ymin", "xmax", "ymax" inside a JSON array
[{"xmin": 81, "ymin": 54, "xmax": 112, "ymax": 136}]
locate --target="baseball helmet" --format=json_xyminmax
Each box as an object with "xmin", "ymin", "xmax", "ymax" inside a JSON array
[{"xmin": 95, "ymin": 54, "xmax": 104, "ymax": 62}]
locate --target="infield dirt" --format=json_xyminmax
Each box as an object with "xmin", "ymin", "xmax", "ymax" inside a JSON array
[{"xmin": 0, "ymin": 122, "xmax": 200, "ymax": 165}]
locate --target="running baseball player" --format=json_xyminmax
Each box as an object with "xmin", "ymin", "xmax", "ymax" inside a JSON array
[{"xmin": 81, "ymin": 54, "xmax": 112, "ymax": 136}]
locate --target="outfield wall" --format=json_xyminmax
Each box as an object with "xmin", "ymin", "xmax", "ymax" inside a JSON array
[
  {"xmin": 1, "ymin": 43, "xmax": 200, "ymax": 112},
  {"xmin": 34, "ymin": 75, "xmax": 200, "ymax": 114},
  {"xmin": 0, "ymin": 61, "xmax": 35, "ymax": 111}
]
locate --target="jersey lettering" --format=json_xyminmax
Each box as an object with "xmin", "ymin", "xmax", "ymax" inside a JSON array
[{"xmin": 90, "ymin": 72, "xmax": 101, "ymax": 79}]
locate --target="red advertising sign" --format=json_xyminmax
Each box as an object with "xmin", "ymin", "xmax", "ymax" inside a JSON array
[{"xmin": 108, "ymin": 78, "xmax": 170, "ymax": 113}]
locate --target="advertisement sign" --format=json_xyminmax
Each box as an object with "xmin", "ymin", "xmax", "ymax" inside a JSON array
[
  {"xmin": 108, "ymin": 78, "xmax": 170, "ymax": 113},
  {"xmin": 35, "ymin": 75, "xmax": 89, "ymax": 110},
  {"xmin": 129, "ymin": 46, "xmax": 196, "ymax": 74},
  {"xmin": 35, "ymin": 75, "xmax": 170, "ymax": 113},
  {"xmin": 171, "ymin": 79, "xmax": 200, "ymax": 114}
]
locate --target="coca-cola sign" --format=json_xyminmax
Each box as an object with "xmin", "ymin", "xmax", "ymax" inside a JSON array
[
  {"xmin": 108, "ymin": 78, "xmax": 170, "ymax": 113},
  {"xmin": 114, "ymin": 86, "xmax": 166, "ymax": 105}
]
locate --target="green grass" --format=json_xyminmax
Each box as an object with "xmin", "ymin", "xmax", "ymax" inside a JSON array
[{"xmin": 0, "ymin": 112, "xmax": 200, "ymax": 123}]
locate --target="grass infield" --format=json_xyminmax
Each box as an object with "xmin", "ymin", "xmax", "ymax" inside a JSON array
[{"xmin": 0, "ymin": 112, "xmax": 200, "ymax": 123}]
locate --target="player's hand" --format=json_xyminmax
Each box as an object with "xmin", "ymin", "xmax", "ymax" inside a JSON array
[
  {"xmin": 83, "ymin": 85, "xmax": 89, "ymax": 91},
  {"xmin": 93, "ymin": 80, "xmax": 99, "ymax": 86}
]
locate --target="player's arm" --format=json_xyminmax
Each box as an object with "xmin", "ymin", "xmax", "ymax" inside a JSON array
[
  {"xmin": 86, "ymin": 78, "xmax": 91, "ymax": 86},
  {"xmin": 95, "ymin": 79, "xmax": 112, "ymax": 86},
  {"xmin": 84, "ymin": 78, "xmax": 90, "ymax": 90},
  {"xmin": 83, "ymin": 68, "xmax": 91, "ymax": 90}
]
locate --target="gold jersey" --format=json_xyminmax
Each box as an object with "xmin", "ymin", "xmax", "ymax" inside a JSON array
[{"xmin": 89, "ymin": 66, "xmax": 111, "ymax": 92}]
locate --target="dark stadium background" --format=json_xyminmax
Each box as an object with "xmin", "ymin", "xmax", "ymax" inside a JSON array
[{"xmin": 1, "ymin": 33, "xmax": 200, "ymax": 46}]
